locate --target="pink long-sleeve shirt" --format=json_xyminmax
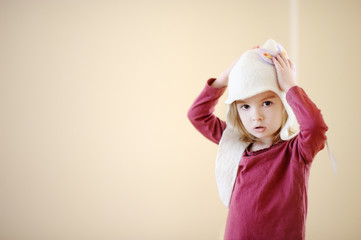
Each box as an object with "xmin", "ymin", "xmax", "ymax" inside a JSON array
[{"xmin": 187, "ymin": 79, "xmax": 328, "ymax": 240}]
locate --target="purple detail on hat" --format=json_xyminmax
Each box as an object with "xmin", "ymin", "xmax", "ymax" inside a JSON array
[
  {"xmin": 277, "ymin": 43, "xmax": 289, "ymax": 58},
  {"xmin": 258, "ymin": 42, "xmax": 289, "ymax": 65},
  {"xmin": 258, "ymin": 48, "xmax": 278, "ymax": 65}
]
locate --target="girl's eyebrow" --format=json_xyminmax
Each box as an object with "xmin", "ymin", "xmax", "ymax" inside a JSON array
[
  {"xmin": 236, "ymin": 94, "xmax": 277, "ymax": 104},
  {"xmin": 261, "ymin": 94, "xmax": 277, "ymax": 101}
]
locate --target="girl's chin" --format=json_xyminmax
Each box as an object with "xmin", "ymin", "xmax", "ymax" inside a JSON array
[{"xmin": 254, "ymin": 136, "xmax": 273, "ymax": 144}]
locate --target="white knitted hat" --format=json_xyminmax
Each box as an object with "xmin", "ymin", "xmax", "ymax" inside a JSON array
[{"xmin": 215, "ymin": 39, "xmax": 299, "ymax": 207}]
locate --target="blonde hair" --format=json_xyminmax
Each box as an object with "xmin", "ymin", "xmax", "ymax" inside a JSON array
[{"xmin": 228, "ymin": 101, "xmax": 292, "ymax": 144}]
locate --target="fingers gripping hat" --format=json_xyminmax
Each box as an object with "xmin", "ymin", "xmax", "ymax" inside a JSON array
[{"xmin": 215, "ymin": 39, "xmax": 299, "ymax": 207}]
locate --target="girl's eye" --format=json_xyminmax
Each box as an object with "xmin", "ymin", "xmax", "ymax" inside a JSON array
[
  {"xmin": 240, "ymin": 104, "xmax": 250, "ymax": 110},
  {"xmin": 263, "ymin": 101, "xmax": 272, "ymax": 107}
]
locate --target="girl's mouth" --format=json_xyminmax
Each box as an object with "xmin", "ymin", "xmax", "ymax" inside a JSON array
[{"xmin": 254, "ymin": 126, "xmax": 266, "ymax": 133}]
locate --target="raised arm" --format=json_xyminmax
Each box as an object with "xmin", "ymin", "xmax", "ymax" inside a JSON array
[
  {"xmin": 273, "ymin": 53, "xmax": 328, "ymax": 163},
  {"xmin": 187, "ymin": 79, "xmax": 227, "ymax": 144},
  {"xmin": 286, "ymin": 87, "xmax": 328, "ymax": 163},
  {"xmin": 188, "ymin": 47, "xmax": 259, "ymax": 144}
]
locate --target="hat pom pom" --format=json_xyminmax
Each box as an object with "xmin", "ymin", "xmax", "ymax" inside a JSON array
[{"xmin": 258, "ymin": 39, "xmax": 289, "ymax": 65}]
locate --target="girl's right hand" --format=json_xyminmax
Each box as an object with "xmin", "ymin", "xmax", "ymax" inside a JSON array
[
  {"xmin": 211, "ymin": 45, "xmax": 260, "ymax": 89},
  {"xmin": 211, "ymin": 57, "xmax": 239, "ymax": 88}
]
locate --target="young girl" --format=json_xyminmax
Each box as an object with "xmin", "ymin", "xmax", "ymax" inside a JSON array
[{"xmin": 187, "ymin": 39, "xmax": 328, "ymax": 239}]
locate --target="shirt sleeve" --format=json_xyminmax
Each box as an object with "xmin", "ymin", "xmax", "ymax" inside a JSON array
[
  {"xmin": 187, "ymin": 78, "xmax": 227, "ymax": 144},
  {"xmin": 286, "ymin": 86, "xmax": 328, "ymax": 164}
]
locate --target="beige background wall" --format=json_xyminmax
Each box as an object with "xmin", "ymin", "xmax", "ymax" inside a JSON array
[{"xmin": 0, "ymin": 0, "xmax": 360, "ymax": 239}]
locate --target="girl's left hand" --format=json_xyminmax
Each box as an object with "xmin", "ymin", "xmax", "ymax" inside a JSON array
[{"xmin": 273, "ymin": 53, "xmax": 297, "ymax": 92}]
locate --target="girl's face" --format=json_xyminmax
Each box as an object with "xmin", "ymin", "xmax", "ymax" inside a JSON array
[{"xmin": 236, "ymin": 91, "xmax": 284, "ymax": 145}]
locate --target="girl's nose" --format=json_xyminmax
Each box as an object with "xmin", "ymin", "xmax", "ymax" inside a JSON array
[{"xmin": 252, "ymin": 109, "xmax": 264, "ymax": 121}]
